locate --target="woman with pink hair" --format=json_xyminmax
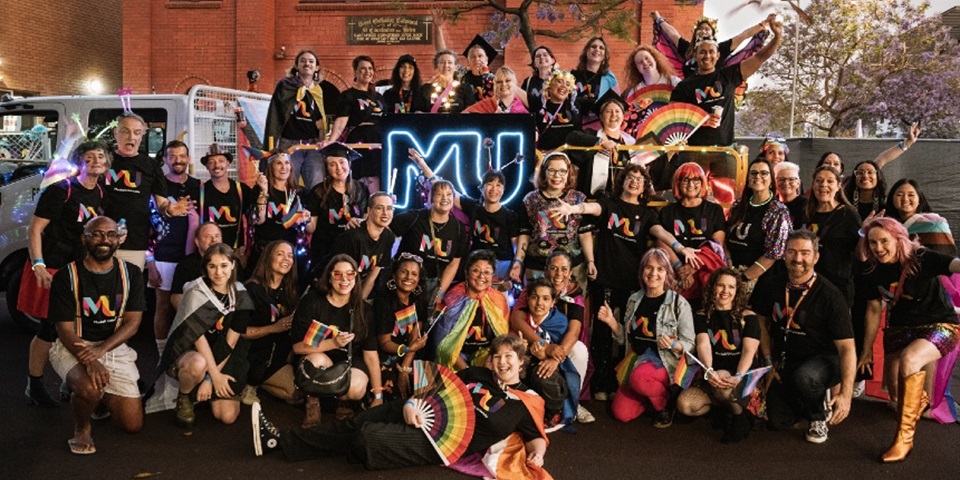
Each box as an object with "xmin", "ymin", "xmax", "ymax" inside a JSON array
[{"xmin": 858, "ymin": 216, "xmax": 960, "ymax": 462}]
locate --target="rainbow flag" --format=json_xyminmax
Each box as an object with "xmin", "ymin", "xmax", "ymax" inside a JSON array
[
  {"xmin": 393, "ymin": 304, "xmax": 418, "ymax": 337},
  {"xmin": 303, "ymin": 320, "xmax": 339, "ymax": 347},
  {"xmin": 281, "ymin": 195, "xmax": 302, "ymax": 229},
  {"xmin": 734, "ymin": 366, "xmax": 772, "ymax": 399},
  {"xmin": 673, "ymin": 353, "xmax": 700, "ymax": 389}
]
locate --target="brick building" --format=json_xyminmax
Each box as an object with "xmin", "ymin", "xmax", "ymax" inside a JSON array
[
  {"xmin": 122, "ymin": 0, "xmax": 704, "ymax": 94},
  {"xmin": 1, "ymin": 0, "xmax": 122, "ymax": 96}
]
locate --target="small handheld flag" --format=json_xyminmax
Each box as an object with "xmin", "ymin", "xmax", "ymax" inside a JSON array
[
  {"xmin": 303, "ymin": 320, "xmax": 340, "ymax": 347},
  {"xmin": 673, "ymin": 352, "xmax": 700, "ymax": 389},
  {"xmin": 734, "ymin": 366, "xmax": 772, "ymax": 399}
]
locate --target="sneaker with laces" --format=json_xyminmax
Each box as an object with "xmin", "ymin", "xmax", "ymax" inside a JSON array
[
  {"xmin": 241, "ymin": 385, "xmax": 261, "ymax": 406},
  {"xmin": 805, "ymin": 420, "xmax": 829, "ymax": 444},
  {"xmin": 575, "ymin": 405, "xmax": 596, "ymax": 424},
  {"xmin": 653, "ymin": 408, "xmax": 674, "ymax": 429},
  {"xmin": 852, "ymin": 380, "xmax": 865, "ymax": 399},
  {"xmin": 544, "ymin": 413, "xmax": 566, "ymax": 433},
  {"xmin": 252, "ymin": 402, "xmax": 281, "ymax": 456}
]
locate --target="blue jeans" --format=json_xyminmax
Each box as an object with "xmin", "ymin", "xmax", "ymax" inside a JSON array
[
  {"xmin": 767, "ymin": 353, "xmax": 840, "ymax": 427},
  {"xmin": 279, "ymin": 138, "xmax": 325, "ymax": 190}
]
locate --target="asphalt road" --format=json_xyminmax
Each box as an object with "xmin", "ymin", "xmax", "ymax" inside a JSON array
[{"xmin": 2, "ymin": 297, "xmax": 960, "ymax": 479}]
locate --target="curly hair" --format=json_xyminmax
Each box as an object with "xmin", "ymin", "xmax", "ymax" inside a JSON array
[
  {"xmin": 622, "ymin": 44, "xmax": 677, "ymax": 94},
  {"xmin": 804, "ymin": 166, "xmax": 852, "ymax": 221},
  {"xmin": 611, "ymin": 163, "xmax": 655, "ymax": 202},
  {"xmin": 68, "ymin": 140, "xmax": 112, "ymax": 170},
  {"xmin": 844, "ymin": 160, "xmax": 887, "ymax": 211},
  {"xmin": 700, "ymin": 267, "xmax": 747, "ymax": 326}
]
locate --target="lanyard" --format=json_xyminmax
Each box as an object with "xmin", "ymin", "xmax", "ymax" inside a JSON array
[{"xmin": 779, "ymin": 273, "xmax": 816, "ymax": 369}]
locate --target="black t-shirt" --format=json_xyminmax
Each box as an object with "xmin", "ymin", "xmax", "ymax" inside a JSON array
[
  {"xmin": 414, "ymin": 81, "xmax": 477, "ymax": 114},
  {"xmin": 670, "ymin": 64, "xmax": 743, "ymax": 146},
  {"xmin": 460, "ymin": 198, "xmax": 519, "ymax": 261},
  {"xmin": 392, "ymin": 209, "xmax": 469, "ymax": 280},
  {"xmin": 48, "ymin": 259, "xmax": 146, "ymax": 342},
  {"xmin": 804, "ymin": 205, "xmax": 861, "ymax": 301},
  {"xmin": 254, "ymin": 187, "xmax": 303, "ymax": 251},
  {"xmin": 336, "ymin": 87, "xmax": 385, "ymax": 127},
  {"xmin": 305, "ymin": 182, "xmax": 370, "ymax": 259},
  {"xmin": 727, "ymin": 203, "xmax": 768, "ymax": 268},
  {"xmin": 628, "ymin": 294, "xmax": 665, "ymax": 356},
  {"xmin": 101, "ymin": 152, "xmax": 168, "ymax": 250},
  {"xmin": 199, "ymin": 180, "xmax": 259, "ymax": 249},
  {"xmin": 291, "ymin": 291, "xmax": 377, "ymax": 364},
  {"xmin": 750, "ymin": 273, "xmax": 853, "ymax": 367},
  {"xmin": 281, "ymin": 86, "xmax": 324, "ymax": 141},
  {"xmin": 861, "ymin": 249, "xmax": 958, "ymax": 328},
  {"xmin": 521, "ymin": 76, "xmax": 546, "ymax": 115},
  {"xmin": 383, "ymin": 87, "xmax": 415, "ymax": 114},
  {"xmin": 34, "ymin": 178, "xmax": 105, "ymax": 267},
  {"xmin": 536, "ymin": 99, "xmax": 581, "ymax": 151},
  {"xmin": 677, "ymin": 38, "xmax": 734, "ymax": 78},
  {"xmin": 154, "ymin": 176, "xmax": 201, "ymax": 262},
  {"xmin": 458, "ymin": 367, "xmax": 542, "ymax": 455},
  {"xmin": 783, "ymin": 196, "xmax": 807, "ymax": 228},
  {"xmin": 330, "ymin": 224, "xmax": 396, "ymax": 280},
  {"xmin": 572, "ymin": 69, "xmax": 603, "ymax": 116},
  {"xmin": 594, "ymin": 198, "xmax": 659, "ymax": 291},
  {"xmin": 374, "ymin": 290, "xmax": 428, "ymax": 347},
  {"xmin": 658, "ymin": 200, "xmax": 727, "ymax": 249},
  {"xmin": 244, "ymin": 281, "xmax": 297, "ymax": 357},
  {"xmin": 203, "ymin": 290, "xmax": 251, "ymax": 356},
  {"xmin": 171, "ymin": 252, "xmax": 203, "ymax": 295},
  {"xmin": 694, "ymin": 311, "xmax": 760, "ymax": 373},
  {"xmin": 462, "ymin": 71, "xmax": 494, "ymax": 101}
]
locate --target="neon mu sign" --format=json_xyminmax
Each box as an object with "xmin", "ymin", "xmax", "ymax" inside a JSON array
[{"xmin": 382, "ymin": 113, "xmax": 536, "ymax": 209}]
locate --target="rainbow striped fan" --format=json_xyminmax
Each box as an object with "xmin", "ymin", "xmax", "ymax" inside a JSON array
[
  {"xmin": 412, "ymin": 360, "xmax": 476, "ymax": 465},
  {"xmin": 636, "ymin": 103, "xmax": 710, "ymax": 146},
  {"xmin": 625, "ymin": 84, "xmax": 673, "ymax": 113}
]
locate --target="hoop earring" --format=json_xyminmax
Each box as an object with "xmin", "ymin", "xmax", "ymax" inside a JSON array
[
  {"xmin": 413, "ymin": 284, "xmax": 423, "ymax": 295},
  {"xmin": 386, "ymin": 279, "xmax": 397, "ymax": 291}
]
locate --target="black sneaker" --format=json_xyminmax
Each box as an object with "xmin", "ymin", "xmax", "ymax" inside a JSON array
[
  {"xmin": 653, "ymin": 408, "xmax": 674, "ymax": 429},
  {"xmin": 252, "ymin": 402, "xmax": 280, "ymax": 456}
]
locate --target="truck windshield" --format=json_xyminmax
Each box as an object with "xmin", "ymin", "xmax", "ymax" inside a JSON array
[{"xmin": 88, "ymin": 108, "xmax": 169, "ymax": 158}]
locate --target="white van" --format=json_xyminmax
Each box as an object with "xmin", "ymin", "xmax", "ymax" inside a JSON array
[{"xmin": 0, "ymin": 85, "xmax": 270, "ymax": 331}]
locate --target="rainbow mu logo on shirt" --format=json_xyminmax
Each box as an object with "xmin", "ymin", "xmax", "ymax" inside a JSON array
[
  {"xmin": 468, "ymin": 382, "xmax": 505, "ymax": 413},
  {"xmin": 538, "ymin": 210, "xmax": 566, "ymax": 229},
  {"xmin": 105, "ymin": 169, "xmax": 141, "ymax": 188},
  {"xmin": 473, "ymin": 220, "xmax": 499, "ymax": 243},
  {"xmin": 77, "ymin": 204, "xmax": 99, "ymax": 222},
  {"xmin": 709, "ymin": 328, "xmax": 740, "ymax": 350},
  {"xmin": 467, "ymin": 325, "xmax": 487, "ymax": 341},
  {"xmin": 879, "ymin": 282, "xmax": 910, "ymax": 302},
  {"xmin": 328, "ymin": 206, "xmax": 352, "ymax": 223},
  {"xmin": 358, "ymin": 254, "xmax": 378, "ymax": 272},
  {"xmin": 82, "ymin": 295, "xmax": 122, "ymax": 317},
  {"xmin": 774, "ymin": 302, "xmax": 802, "ymax": 330},
  {"xmin": 694, "ymin": 85, "xmax": 723, "ymax": 103},
  {"xmin": 357, "ymin": 98, "xmax": 382, "ymax": 113},
  {"xmin": 608, "ymin": 213, "xmax": 641, "ymax": 237},
  {"xmin": 420, "ymin": 235, "xmax": 451, "ymax": 257},
  {"xmin": 270, "ymin": 304, "xmax": 281, "ymax": 323},
  {"xmin": 673, "ymin": 218, "xmax": 705, "ymax": 236},
  {"xmin": 208, "ymin": 206, "xmax": 237, "ymax": 223},
  {"xmin": 630, "ymin": 315, "xmax": 654, "ymax": 337},
  {"xmin": 267, "ymin": 201, "xmax": 291, "ymax": 217}
]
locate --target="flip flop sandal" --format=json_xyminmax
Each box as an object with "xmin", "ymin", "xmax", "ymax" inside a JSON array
[{"xmin": 68, "ymin": 438, "xmax": 96, "ymax": 455}]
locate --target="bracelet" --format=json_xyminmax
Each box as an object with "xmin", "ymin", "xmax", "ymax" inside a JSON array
[
  {"xmin": 670, "ymin": 241, "xmax": 682, "ymax": 252},
  {"xmin": 735, "ymin": 372, "xmax": 744, "ymax": 379},
  {"xmin": 203, "ymin": 374, "xmax": 212, "ymax": 383},
  {"xmin": 670, "ymin": 340, "xmax": 680, "ymax": 350},
  {"xmin": 672, "ymin": 260, "xmax": 683, "ymax": 269},
  {"xmin": 397, "ymin": 365, "xmax": 413, "ymax": 374},
  {"xmin": 753, "ymin": 260, "xmax": 767, "ymax": 272},
  {"xmin": 897, "ymin": 140, "xmax": 908, "ymax": 152},
  {"xmin": 373, "ymin": 392, "xmax": 383, "ymax": 400},
  {"xmin": 145, "ymin": 256, "xmax": 155, "ymax": 263},
  {"xmin": 764, "ymin": 355, "xmax": 774, "ymax": 366},
  {"xmin": 703, "ymin": 368, "xmax": 715, "ymax": 381},
  {"xmin": 404, "ymin": 399, "xmax": 416, "ymax": 408},
  {"xmin": 32, "ymin": 257, "xmax": 45, "ymax": 266},
  {"xmin": 397, "ymin": 344, "xmax": 408, "ymax": 357},
  {"xmin": 512, "ymin": 258, "xmax": 524, "ymax": 267},
  {"xmin": 654, "ymin": 17, "xmax": 664, "ymax": 26},
  {"xmin": 31, "ymin": 262, "xmax": 47, "ymax": 272}
]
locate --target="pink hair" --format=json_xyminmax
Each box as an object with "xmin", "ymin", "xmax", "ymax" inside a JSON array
[
  {"xmin": 640, "ymin": 248, "xmax": 677, "ymax": 292},
  {"xmin": 672, "ymin": 162, "xmax": 708, "ymax": 200},
  {"xmin": 857, "ymin": 216, "xmax": 921, "ymax": 277}
]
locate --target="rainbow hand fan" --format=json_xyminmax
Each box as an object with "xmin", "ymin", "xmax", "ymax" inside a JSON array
[
  {"xmin": 411, "ymin": 360, "xmax": 476, "ymax": 465},
  {"xmin": 636, "ymin": 103, "xmax": 710, "ymax": 146},
  {"xmin": 625, "ymin": 84, "xmax": 674, "ymax": 113}
]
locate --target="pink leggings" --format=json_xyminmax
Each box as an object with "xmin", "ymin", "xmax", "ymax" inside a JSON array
[{"xmin": 611, "ymin": 362, "xmax": 670, "ymax": 423}]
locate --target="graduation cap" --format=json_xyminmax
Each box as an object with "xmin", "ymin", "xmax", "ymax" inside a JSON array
[
  {"xmin": 591, "ymin": 89, "xmax": 629, "ymax": 117},
  {"xmin": 200, "ymin": 143, "xmax": 234, "ymax": 166},
  {"xmin": 318, "ymin": 142, "xmax": 362, "ymax": 162},
  {"xmin": 462, "ymin": 35, "xmax": 498, "ymax": 63}
]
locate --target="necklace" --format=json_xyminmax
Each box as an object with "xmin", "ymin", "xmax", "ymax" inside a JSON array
[{"xmin": 749, "ymin": 193, "xmax": 773, "ymax": 207}]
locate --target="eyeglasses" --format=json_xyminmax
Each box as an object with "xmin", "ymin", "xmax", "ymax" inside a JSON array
[
  {"xmin": 776, "ymin": 177, "xmax": 800, "ymax": 184},
  {"xmin": 854, "ymin": 169, "xmax": 876, "ymax": 177},
  {"xmin": 749, "ymin": 170, "xmax": 771, "ymax": 178},
  {"xmin": 84, "ymin": 231, "xmax": 119, "ymax": 241},
  {"xmin": 468, "ymin": 268, "xmax": 495, "ymax": 278},
  {"xmin": 546, "ymin": 168, "xmax": 568, "ymax": 177},
  {"xmin": 331, "ymin": 270, "xmax": 357, "ymax": 281},
  {"xmin": 398, "ymin": 252, "xmax": 423, "ymax": 264},
  {"xmin": 679, "ymin": 178, "xmax": 702, "ymax": 185},
  {"xmin": 626, "ymin": 175, "xmax": 645, "ymax": 184}
]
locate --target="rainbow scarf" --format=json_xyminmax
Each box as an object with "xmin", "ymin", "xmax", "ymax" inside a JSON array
[
  {"xmin": 433, "ymin": 283, "xmax": 509, "ymax": 369},
  {"xmin": 615, "ymin": 348, "xmax": 662, "ymax": 386}
]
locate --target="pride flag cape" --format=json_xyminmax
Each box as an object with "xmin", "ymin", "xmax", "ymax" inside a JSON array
[
  {"xmin": 303, "ymin": 320, "xmax": 340, "ymax": 347},
  {"xmin": 280, "ymin": 195, "xmax": 302, "ymax": 229},
  {"xmin": 734, "ymin": 366, "xmax": 773, "ymax": 400},
  {"xmin": 614, "ymin": 349, "xmax": 662, "ymax": 386}
]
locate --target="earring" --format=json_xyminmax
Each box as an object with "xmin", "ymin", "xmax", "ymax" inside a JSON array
[
  {"xmin": 413, "ymin": 284, "xmax": 423, "ymax": 295},
  {"xmin": 386, "ymin": 279, "xmax": 397, "ymax": 291}
]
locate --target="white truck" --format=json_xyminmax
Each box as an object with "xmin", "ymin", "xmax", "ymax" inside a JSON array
[{"xmin": 0, "ymin": 85, "xmax": 270, "ymax": 331}]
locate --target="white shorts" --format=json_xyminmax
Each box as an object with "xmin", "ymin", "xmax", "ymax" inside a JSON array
[
  {"xmin": 154, "ymin": 261, "xmax": 177, "ymax": 291},
  {"xmin": 50, "ymin": 339, "xmax": 141, "ymax": 398}
]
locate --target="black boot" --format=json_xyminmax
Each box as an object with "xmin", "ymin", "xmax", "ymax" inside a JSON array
[
  {"xmin": 654, "ymin": 385, "xmax": 681, "ymax": 429},
  {"xmin": 721, "ymin": 411, "xmax": 752, "ymax": 444},
  {"xmin": 25, "ymin": 375, "xmax": 59, "ymax": 408}
]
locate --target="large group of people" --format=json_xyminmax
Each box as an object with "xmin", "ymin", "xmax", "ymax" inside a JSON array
[{"xmin": 19, "ymin": 10, "xmax": 958, "ymax": 475}]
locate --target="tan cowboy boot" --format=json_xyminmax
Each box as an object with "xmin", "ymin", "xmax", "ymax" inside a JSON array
[{"xmin": 881, "ymin": 371, "xmax": 929, "ymax": 463}]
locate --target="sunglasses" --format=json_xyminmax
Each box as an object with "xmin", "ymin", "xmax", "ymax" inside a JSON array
[
  {"xmin": 398, "ymin": 252, "xmax": 423, "ymax": 264},
  {"xmin": 331, "ymin": 270, "xmax": 357, "ymax": 281}
]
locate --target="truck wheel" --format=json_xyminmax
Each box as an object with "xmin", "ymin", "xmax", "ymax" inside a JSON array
[{"xmin": 7, "ymin": 271, "xmax": 40, "ymax": 334}]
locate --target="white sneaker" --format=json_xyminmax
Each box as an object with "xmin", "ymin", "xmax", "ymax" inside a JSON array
[
  {"xmin": 576, "ymin": 405, "xmax": 596, "ymax": 424},
  {"xmin": 852, "ymin": 380, "xmax": 865, "ymax": 399},
  {"xmin": 805, "ymin": 420, "xmax": 829, "ymax": 444}
]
